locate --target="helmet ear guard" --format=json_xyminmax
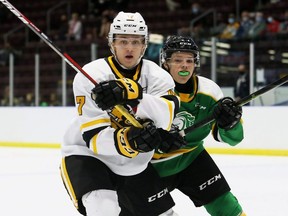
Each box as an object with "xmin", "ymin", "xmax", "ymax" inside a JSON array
[{"xmin": 160, "ymin": 35, "xmax": 200, "ymax": 68}]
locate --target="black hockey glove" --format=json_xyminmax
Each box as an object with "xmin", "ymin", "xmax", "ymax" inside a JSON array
[
  {"xmin": 114, "ymin": 120, "xmax": 162, "ymax": 158},
  {"xmin": 157, "ymin": 125, "xmax": 187, "ymax": 153},
  {"xmin": 91, "ymin": 78, "xmax": 143, "ymax": 110},
  {"xmin": 213, "ymin": 97, "xmax": 242, "ymax": 130}
]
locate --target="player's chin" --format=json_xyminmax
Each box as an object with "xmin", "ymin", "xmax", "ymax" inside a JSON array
[
  {"xmin": 175, "ymin": 76, "xmax": 190, "ymax": 84},
  {"xmin": 122, "ymin": 57, "xmax": 137, "ymax": 67}
]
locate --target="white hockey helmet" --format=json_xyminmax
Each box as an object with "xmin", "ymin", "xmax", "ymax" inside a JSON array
[{"xmin": 108, "ymin": 11, "xmax": 148, "ymax": 45}]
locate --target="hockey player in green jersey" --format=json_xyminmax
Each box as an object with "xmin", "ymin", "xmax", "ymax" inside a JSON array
[{"xmin": 151, "ymin": 35, "xmax": 246, "ymax": 216}]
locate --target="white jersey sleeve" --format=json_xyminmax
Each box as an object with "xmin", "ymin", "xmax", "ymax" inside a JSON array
[
  {"xmin": 136, "ymin": 60, "xmax": 178, "ymax": 130},
  {"xmin": 72, "ymin": 59, "xmax": 120, "ymax": 156},
  {"xmin": 197, "ymin": 76, "xmax": 224, "ymax": 101}
]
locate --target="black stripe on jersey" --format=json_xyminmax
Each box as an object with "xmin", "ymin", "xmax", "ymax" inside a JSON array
[
  {"xmin": 82, "ymin": 126, "xmax": 108, "ymax": 147},
  {"xmin": 212, "ymin": 125, "xmax": 220, "ymax": 142},
  {"xmin": 161, "ymin": 95, "xmax": 180, "ymax": 115}
]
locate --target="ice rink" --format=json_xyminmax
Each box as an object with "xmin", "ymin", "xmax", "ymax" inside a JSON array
[{"xmin": 0, "ymin": 147, "xmax": 287, "ymax": 216}]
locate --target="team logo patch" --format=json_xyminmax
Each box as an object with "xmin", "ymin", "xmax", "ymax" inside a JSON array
[{"xmin": 173, "ymin": 111, "xmax": 195, "ymax": 131}]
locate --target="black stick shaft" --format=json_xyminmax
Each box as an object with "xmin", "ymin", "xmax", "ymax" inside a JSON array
[{"xmin": 183, "ymin": 74, "xmax": 288, "ymax": 134}]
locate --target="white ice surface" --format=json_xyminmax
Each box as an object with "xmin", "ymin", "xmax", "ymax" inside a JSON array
[{"xmin": 0, "ymin": 148, "xmax": 287, "ymax": 216}]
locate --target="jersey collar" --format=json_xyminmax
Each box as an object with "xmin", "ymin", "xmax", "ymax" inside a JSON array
[
  {"xmin": 175, "ymin": 76, "xmax": 198, "ymax": 102},
  {"xmin": 107, "ymin": 56, "xmax": 142, "ymax": 81}
]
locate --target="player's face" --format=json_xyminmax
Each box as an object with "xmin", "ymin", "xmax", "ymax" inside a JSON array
[
  {"xmin": 166, "ymin": 52, "xmax": 195, "ymax": 84},
  {"xmin": 112, "ymin": 34, "xmax": 146, "ymax": 69}
]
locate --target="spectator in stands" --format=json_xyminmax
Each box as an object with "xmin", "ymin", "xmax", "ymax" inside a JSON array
[
  {"xmin": 265, "ymin": 15, "xmax": 280, "ymax": 38},
  {"xmin": 218, "ymin": 13, "xmax": 240, "ymax": 40},
  {"xmin": 86, "ymin": 9, "xmax": 116, "ymax": 40},
  {"xmin": 67, "ymin": 12, "xmax": 83, "ymax": 41},
  {"xmin": 0, "ymin": 42, "xmax": 21, "ymax": 66},
  {"xmin": 235, "ymin": 10, "xmax": 254, "ymax": 39},
  {"xmin": 0, "ymin": 85, "xmax": 9, "ymax": 106},
  {"xmin": 23, "ymin": 92, "xmax": 35, "ymax": 106},
  {"xmin": 234, "ymin": 63, "xmax": 250, "ymax": 105},
  {"xmin": 209, "ymin": 13, "xmax": 226, "ymax": 37},
  {"xmin": 48, "ymin": 92, "xmax": 60, "ymax": 106},
  {"xmin": 177, "ymin": 2, "xmax": 208, "ymax": 40},
  {"xmin": 54, "ymin": 14, "xmax": 68, "ymax": 41},
  {"xmin": 98, "ymin": 9, "xmax": 116, "ymax": 38},
  {"xmin": 0, "ymin": 85, "xmax": 25, "ymax": 106},
  {"xmin": 247, "ymin": 11, "xmax": 266, "ymax": 39},
  {"xmin": 165, "ymin": 0, "xmax": 181, "ymax": 11},
  {"xmin": 279, "ymin": 10, "xmax": 288, "ymax": 35}
]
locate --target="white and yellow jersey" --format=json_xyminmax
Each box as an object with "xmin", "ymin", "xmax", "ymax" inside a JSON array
[{"xmin": 61, "ymin": 56, "xmax": 179, "ymax": 176}]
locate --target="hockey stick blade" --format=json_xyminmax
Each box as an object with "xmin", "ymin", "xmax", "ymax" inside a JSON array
[
  {"xmin": 1, "ymin": 0, "xmax": 142, "ymax": 128},
  {"xmin": 182, "ymin": 74, "xmax": 288, "ymax": 135}
]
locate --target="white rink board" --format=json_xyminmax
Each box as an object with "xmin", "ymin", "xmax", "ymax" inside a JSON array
[{"xmin": 0, "ymin": 106, "xmax": 288, "ymax": 150}]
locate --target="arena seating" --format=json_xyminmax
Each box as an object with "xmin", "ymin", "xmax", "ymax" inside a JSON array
[{"xmin": 1, "ymin": 0, "xmax": 288, "ymax": 105}]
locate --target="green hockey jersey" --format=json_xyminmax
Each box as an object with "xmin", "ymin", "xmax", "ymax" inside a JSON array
[{"xmin": 151, "ymin": 75, "xmax": 244, "ymax": 177}]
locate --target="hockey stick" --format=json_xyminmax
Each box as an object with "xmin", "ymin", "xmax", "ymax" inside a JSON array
[
  {"xmin": 182, "ymin": 74, "xmax": 288, "ymax": 135},
  {"xmin": 1, "ymin": 0, "xmax": 142, "ymax": 128}
]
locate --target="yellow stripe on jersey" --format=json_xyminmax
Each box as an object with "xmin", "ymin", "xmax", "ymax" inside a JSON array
[
  {"xmin": 108, "ymin": 56, "xmax": 141, "ymax": 80},
  {"xmin": 153, "ymin": 146, "xmax": 198, "ymax": 159},
  {"xmin": 160, "ymin": 97, "xmax": 174, "ymax": 131},
  {"xmin": 60, "ymin": 158, "xmax": 78, "ymax": 209},
  {"xmin": 80, "ymin": 118, "xmax": 110, "ymax": 131},
  {"xmin": 168, "ymin": 89, "xmax": 177, "ymax": 96},
  {"xmin": 178, "ymin": 92, "xmax": 193, "ymax": 103},
  {"xmin": 91, "ymin": 134, "xmax": 99, "ymax": 154}
]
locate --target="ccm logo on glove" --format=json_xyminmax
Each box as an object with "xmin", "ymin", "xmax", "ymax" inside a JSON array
[{"xmin": 91, "ymin": 78, "xmax": 143, "ymax": 110}]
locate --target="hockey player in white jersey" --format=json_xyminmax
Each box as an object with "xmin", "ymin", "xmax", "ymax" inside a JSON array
[{"xmin": 60, "ymin": 11, "xmax": 185, "ymax": 216}]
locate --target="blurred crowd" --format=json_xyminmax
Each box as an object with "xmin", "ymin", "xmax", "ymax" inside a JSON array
[
  {"xmin": 51, "ymin": 0, "xmax": 131, "ymax": 42},
  {"xmin": 47, "ymin": 0, "xmax": 288, "ymax": 44},
  {"xmin": 1, "ymin": 0, "xmax": 288, "ymax": 106},
  {"xmin": 174, "ymin": 1, "xmax": 288, "ymax": 42}
]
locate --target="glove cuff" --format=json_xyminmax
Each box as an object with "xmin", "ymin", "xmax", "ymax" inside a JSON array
[{"xmin": 114, "ymin": 127, "xmax": 139, "ymax": 158}]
